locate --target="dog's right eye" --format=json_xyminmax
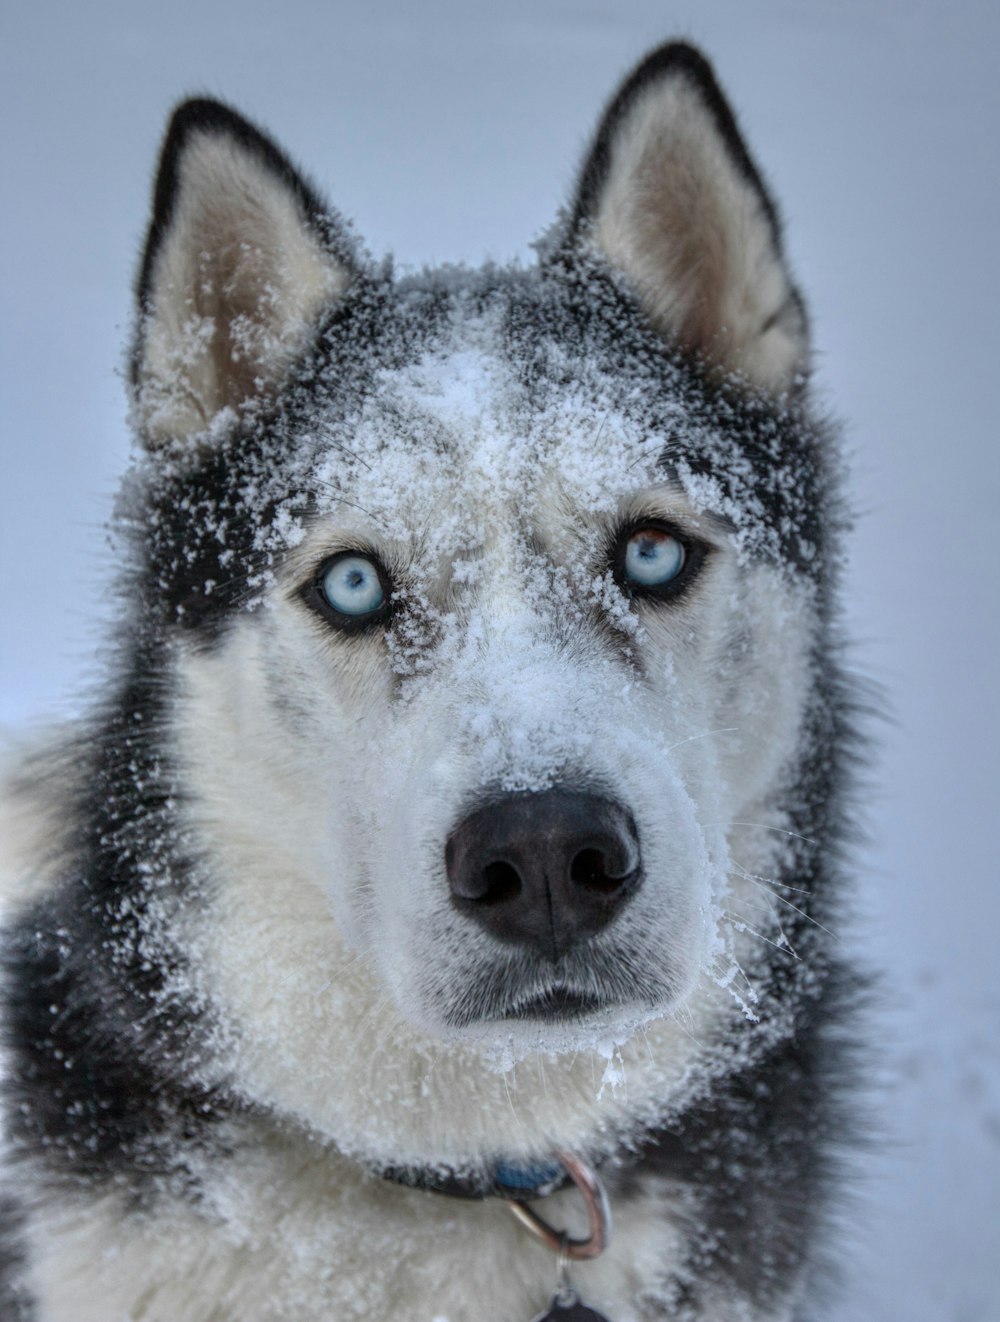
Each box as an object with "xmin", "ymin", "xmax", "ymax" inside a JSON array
[
  {"xmin": 612, "ymin": 520, "xmax": 705, "ymax": 603},
  {"xmin": 304, "ymin": 553, "xmax": 392, "ymax": 631}
]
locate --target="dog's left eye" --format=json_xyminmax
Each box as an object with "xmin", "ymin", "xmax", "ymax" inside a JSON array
[
  {"xmin": 305, "ymin": 552, "xmax": 392, "ymax": 630},
  {"xmin": 321, "ymin": 554, "xmax": 385, "ymax": 614}
]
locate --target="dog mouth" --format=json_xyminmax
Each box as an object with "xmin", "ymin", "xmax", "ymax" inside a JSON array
[
  {"xmin": 440, "ymin": 971, "xmax": 634, "ymax": 1032},
  {"xmin": 502, "ymin": 984, "xmax": 606, "ymax": 1022},
  {"xmin": 439, "ymin": 942, "xmax": 671, "ymax": 1032}
]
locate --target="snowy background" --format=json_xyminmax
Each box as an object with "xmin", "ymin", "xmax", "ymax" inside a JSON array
[{"xmin": 1, "ymin": 1, "xmax": 997, "ymax": 1318}]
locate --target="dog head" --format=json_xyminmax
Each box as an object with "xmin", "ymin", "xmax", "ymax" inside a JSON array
[{"xmin": 126, "ymin": 45, "xmax": 832, "ymax": 1168}]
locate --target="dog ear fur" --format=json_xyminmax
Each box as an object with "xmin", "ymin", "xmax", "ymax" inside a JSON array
[
  {"xmin": 132, "ymin": 99, "xmax": 354, "ymax": 447},
  {"xmin": 570, "ymin": 43, "xmax": 809, "ymax": 394}
]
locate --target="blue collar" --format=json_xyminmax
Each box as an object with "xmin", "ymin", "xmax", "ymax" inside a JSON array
[{"xmin": 381, "ymin": 1156, "xmax": 568, "ymax": 1201}]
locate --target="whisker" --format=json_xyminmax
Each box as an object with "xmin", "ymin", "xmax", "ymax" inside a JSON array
[
  {"xmin": 311, "ymin": 440, "xmax": 373, "ymax": 471},
  {"xmin": 664, "ymin": 726, "xmax": 738, "ymax": 754},
  {"xmin": 306, "ymin": 489, "xmax": 385, "ymax": 527},
  {"xmin": 730, "ymin": 863, "xmax": 837, "ymax": 941},
  {"xmin": 501, "ymin": 1066, "xmax": 520, "ymax": 1122},
  {"xmin": 723, "ymin": 820, "xmax": 818, "ymax": 848},
  {"xmin": 710, "ymin": 951, "xmax": 760, "ymax": 1022},
  {"xmin": 724, "ymin": 909, "xmax": 800, "ymax": 961}
]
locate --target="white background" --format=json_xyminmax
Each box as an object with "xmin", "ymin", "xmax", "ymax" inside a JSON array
[{"xmin": 1, "ymin": 2, "xmax": 997, "ymax": 1318}]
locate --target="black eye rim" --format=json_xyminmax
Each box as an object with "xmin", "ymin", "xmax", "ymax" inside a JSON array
[
  {"xmin": 611, "ymin": 518, "xmax": 708, "ymax": 603},
  {"xmin": 301, "ymin": 549, "xmax": 395, "ymax": 634}
]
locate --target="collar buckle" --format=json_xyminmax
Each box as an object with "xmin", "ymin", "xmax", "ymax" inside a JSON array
[{"xmin": 506, "ymin": 1151, "xmax": 612, "ymax": 1261}]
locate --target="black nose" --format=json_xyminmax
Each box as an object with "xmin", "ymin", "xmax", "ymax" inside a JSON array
[{"xmin": 445, "ymin": 788, "xmax": 642, "ymax": 958}]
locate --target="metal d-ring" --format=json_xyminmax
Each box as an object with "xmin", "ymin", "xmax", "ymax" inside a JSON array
[{"xmin": 506, "ymin": 1151, "xmax": 612, "ymax": 1260}]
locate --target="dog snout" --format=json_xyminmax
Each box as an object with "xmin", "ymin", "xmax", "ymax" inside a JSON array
[{"xmin": 445, "ymin": 788, "xmax": 642, "ymax": 957}]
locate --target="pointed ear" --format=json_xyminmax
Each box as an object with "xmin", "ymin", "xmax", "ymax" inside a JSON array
[
  {"xmin": 570, "ymin": 43, "xmax": 808, "ymax": 394},
  {"xmin": 133, "ymin": 99, "xmax": 355, "ymax": 446}
]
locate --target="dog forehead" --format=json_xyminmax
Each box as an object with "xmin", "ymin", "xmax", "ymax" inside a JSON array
[{"xmin": 308, "ymin": 341, "xmax": 668, "ymax": 544}]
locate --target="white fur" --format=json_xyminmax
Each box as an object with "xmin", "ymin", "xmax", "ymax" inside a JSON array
[{"xmin": 15, "ymin": 1119, "xmax": 792, "ymax": 1322}]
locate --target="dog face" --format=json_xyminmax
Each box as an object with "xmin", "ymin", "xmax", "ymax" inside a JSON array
[{"xmin": 128, "ymin": 47, "xmax": 827, "ymax": 1166}]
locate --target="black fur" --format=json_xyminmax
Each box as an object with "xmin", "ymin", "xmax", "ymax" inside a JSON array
[{"xmin": 1, "ymin": 665, "xmax": 227, "ymax": 1194}]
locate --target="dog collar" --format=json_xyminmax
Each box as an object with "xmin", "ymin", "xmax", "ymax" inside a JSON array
[
  {"xmin": 385, "ymin": 1151, "xmax": 614, "ymax": 1319},
  {"xmin": 381, "ymin": 1156, "xmax": 569, "ymax": 1201},
  {"xmin": 383, "ymin": 1151, "xmax": 611, "ymax": 1261}
]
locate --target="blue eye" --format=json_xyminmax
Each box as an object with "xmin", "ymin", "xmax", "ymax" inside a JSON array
[
  {"xmin": 623, "ymin": 527, "xmax": 686, "ymax": 588},
  {"xmin": 318, "ymin": 554, "xmax": 386, "ymax": 619}
]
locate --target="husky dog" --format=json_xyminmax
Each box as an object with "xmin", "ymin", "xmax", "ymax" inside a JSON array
[{"xmin": 1, "ymin": 42, "xmax": 857, "ymax": 1322}]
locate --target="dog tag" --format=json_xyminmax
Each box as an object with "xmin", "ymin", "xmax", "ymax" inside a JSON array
[{"xmin": 531, "ymin": 1290, "xmax": 613, "ymax": 1322}]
